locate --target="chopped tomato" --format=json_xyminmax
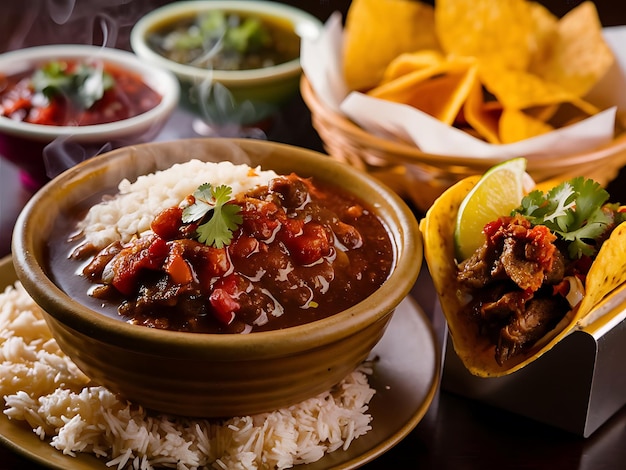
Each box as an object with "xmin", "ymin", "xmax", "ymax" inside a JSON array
[
  {"xmin": 164, "ymin": 242, "xmax": 193, "ymax": 285},
  {"xmin": 209, "ymin": 275, "xmax": 241, "ymax": 325},
  {"xmin": 286, "ymin": 222, "xmax": 331, "ymax": 265},
  {"xmin": 111, "ymin": 236, "xmax": 168, "ymax": 295},
  {"xmin": 151, "ymin": 206, "xmax": 184, "ymax": 240},
  {"xmin": 229, "ymin": 235, "xmax": 260, "ymax": 258}
]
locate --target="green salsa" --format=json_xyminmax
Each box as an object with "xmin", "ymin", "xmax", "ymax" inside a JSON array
[{"xmin": 147, "ymin": 10, "xmax": 300, "ymax": 71}]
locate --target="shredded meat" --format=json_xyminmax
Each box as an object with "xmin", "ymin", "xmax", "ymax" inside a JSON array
[
  {"xmin": 458, "ymin": 215, "xmax": 570, "ymax": 365},
  {"xmin": 496, "ymin": 297, "xmax": 564, "ymax": 364}
]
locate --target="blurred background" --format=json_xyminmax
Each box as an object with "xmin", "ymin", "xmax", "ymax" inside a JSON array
[{"xmin": 0, "ymin": 1, "xmax": 623, "ymax": 54}]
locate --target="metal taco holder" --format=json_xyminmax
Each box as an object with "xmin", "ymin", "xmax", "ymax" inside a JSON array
[{"xmin": 440, "ymin": 282, "xmax": 626, "ymax": 437}]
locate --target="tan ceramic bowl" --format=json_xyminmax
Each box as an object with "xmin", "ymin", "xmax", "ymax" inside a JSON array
[{"xmin": 12, "ymin": 138, "xmax": 422, "ymax": 418}]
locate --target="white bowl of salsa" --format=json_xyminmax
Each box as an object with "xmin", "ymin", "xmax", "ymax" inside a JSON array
[
  {"xmin": 130, "ymin": 1, "xmax": 323, "ymax": 127},
  {"xmin": 0, "ymin": 44, "xmax": 180, "ymax": 189}
]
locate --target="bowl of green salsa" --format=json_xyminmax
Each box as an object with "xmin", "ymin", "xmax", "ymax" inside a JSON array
[{"xmin": 130, "ymin": 1, "xmax": 323, "ymax": 127}]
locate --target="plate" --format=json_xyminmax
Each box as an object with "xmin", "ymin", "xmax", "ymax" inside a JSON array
[{"xmin": 0, "ymin": 255, "xmax": 440, "ymax": 469}]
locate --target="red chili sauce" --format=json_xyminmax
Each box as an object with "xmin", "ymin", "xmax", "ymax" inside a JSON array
[
  {"xmin": 48, "ymin": 174, "xmax": 394, "ymax": 334},
  {"xmin": 0, "ymin": 60, "xmax": 161, "ymax": 126}
]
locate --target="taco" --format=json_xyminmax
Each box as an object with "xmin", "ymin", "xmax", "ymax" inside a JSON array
[{"xmin": 420, "ymin": 165, "xmax": 626, "ymax": 377}]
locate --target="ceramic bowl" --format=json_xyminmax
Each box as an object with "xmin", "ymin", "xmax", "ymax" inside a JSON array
[
  {"xmin": 130, "ymin": 1, "xmax": 323, "ymax": 127},
  {"xmin": 0, "ymin": 44, "xmax": 180, "ymax": 190},
  {"xmin": 11, "ymin": 138, "xmax": 422, "ymax": 418}
]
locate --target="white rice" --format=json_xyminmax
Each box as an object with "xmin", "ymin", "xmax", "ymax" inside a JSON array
[
  {"xmin": 0, "ymin": 282, "xmax": 375, "ymax": 470},
  {"xmin": 77, "ymin": 160, "xmax": 279, "ymax": 250}
]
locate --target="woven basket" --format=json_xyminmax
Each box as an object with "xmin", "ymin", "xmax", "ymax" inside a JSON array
[{"xmin": 301, "ymin": 76, "xmax": 626, "ymax": 212}]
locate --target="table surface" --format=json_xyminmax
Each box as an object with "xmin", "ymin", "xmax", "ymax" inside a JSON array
[{"xmin": 2, "ymin": 1, "xmax": 626, "ymax": 469}]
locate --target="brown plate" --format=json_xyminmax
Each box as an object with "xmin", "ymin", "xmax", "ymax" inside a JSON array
[{"xmin": 0, "ymin": 255, "xmax": 440, "ymax": 469}]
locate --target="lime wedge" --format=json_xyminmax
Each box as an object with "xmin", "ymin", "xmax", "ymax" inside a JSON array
[{"xmin": 454, "ymin": 157, "xmax": 529, "ymax": 261}]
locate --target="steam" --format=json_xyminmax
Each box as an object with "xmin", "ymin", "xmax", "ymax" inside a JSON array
[
  {"xmin": 43, "ymin": 138, "xmax": 112, "ymax": 180},
  {"xmin": 47, "ymin": 0, "xmax": 77, "ymax": 24},
  {"xmin": 3, "ymin": 1, "xmax": 143, "ymax": 52},
  {"xmin": 154, "ymin": 10, "xmax": 270, "ymax": 139},
  {"xmin": 191, "ymin": 78, "xmax": 267, "ymax": 139}
]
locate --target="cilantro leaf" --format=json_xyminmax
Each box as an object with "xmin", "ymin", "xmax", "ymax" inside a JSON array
[
  {"xmin": 32, "ymin": 61, "xmax": 114, "ymax": 109},
  {"xmin": 197, "ymin": 202, "xmax": 243, "ymax": 249},
  {"xmin": 560, "ymin": 207, "xmax": 612, "ymax": 258},
  {"xmin": 515, "ymin": 177, "xmax": 615, "ymax": 259},
  {"xmin": 542, "ymin": 182, "xmax": 577, "ymax": 231},
  {"xmin": 182, "ymin": 183, "xmax": 215, "ymax": 223},
  {"xmin": 181, "ymin": 183, "xmax": 243, "ymax": 248}
]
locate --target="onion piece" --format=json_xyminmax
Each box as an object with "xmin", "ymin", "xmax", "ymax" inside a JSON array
[{"xmin": 565, "ymin": 275, "xmax": 585, "ymax": 308}]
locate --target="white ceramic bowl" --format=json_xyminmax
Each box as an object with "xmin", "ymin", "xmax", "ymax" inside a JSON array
[
  {"xmin": 0, "ymin": 44, "xmax": 180, "ymax": 188},
  {"xmin": 130, "ymin": 0, "xmax": 323, "ymax": 126}
]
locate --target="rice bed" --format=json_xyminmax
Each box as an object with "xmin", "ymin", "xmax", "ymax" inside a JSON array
[{"xmin": 0, "ymin": 282, "xmax": 375, "ymax": 470}]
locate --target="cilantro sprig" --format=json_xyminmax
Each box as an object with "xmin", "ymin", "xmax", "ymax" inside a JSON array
[
  {"xmin": 182, "ymin": 183, "xmax": 243, "ymax": 248},
  {"xmin": 32, "ymin": 61, "xmax": 114, "ymax": 109},
  {"xmin": 514, "ymin": 177, "xmax": 625, "ymax": 259}
]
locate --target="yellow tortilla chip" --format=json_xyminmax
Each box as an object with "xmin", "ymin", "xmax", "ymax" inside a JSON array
[
  {"xmin": 421, "ymin": 177, "xmax": 626, "ymax": 377},
  {"xmin": 463, "ymin": 78, "xmax": 502, "ymax": 144},
  {"xmin": 549, "ymin": 102, "xmax": 597, "ymax": 129},
  {"xmin": 434, "ymin": 0, "xmax": 533, "ymax": 71},
  {"xmin": 479, "ymin": 66, "xmax": 601, "ymax": 115},
  {"xmin": 527, "ymin": 1, "xmax": 559, "ymax": 71},
  {"xmin": 368, "ymin": 57, "xmax": 478, "ymax": 125},
  {"xmin": 499, "ymin": 108, "xmax": 554, "ymax": 143},
  {"xmin": 372, "ymin": 56, "xmax": 453, "ymax": 96},
  {"xmin": 380, "ymin": 50, "xmax": 446, "ymax": 84},
  {"xmin": 524, "ymin": 104, "xmax": 559, "ymax": 123},
  {"xmin": 342, "ymin": 0, "xmax": 440, "ymax": 91},
  {"xmin": 529, "ymin": 1, "xmax": 614, "ymax": 98}
]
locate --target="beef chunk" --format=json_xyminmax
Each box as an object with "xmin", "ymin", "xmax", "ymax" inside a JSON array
[
  {"xmin": 458, "ymin": 243, "xmax": 496, "ymax": 288},
  {"xmin": 495, "ymin": 296, "xmax": 565, "ymax": 365}
]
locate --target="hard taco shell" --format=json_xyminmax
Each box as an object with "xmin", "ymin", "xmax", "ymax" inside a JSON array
[{"xmin": 420, "ymin": 176, "xmax": 626, "ymax": 377}]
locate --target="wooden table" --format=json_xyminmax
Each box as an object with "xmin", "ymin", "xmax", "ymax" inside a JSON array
[{"xmin": 2, "ymin": 1, "xmax": 626, "ymax": 469}]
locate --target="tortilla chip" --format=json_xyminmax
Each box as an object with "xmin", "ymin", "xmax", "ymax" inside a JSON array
[
  {"xmin": 499, "ymin": 108, "xmax": 554, "ymax": 143},
  {"xmin": 373, "ymin": 55, "xmax": 451, "ymax": 94},
  {"xmin": 524, "ymin": 104, "xmax": 559, "ymax": 123},
  {"xmin": 342, "ymin": 0, "xmax": 440, "ymax": 91},
  {"xmin": 434, "ymin": 0, "xmax": 533, "ymax": 71},
  {"xmin": 479, "ymin": 66, "xmax": 601, "ymax": 115},
  {"xmin": 380, "ymin": 50, "xmax": 446, "ymax": 84},
  {"xmin": 527, "ymin": 2, "xmax": 559, "ymax": 71},
  {"xmin": 529, "ymin": 1, "xmax": 614, "ymax": 98},
  {"xmin": 420, "ymin": 178, "xmax": 626, "ymax": 377},
  {"xmin": 368, "ymin": 57, "xmax": 478, "ymax": 125},
  {"xmin": 463, "ymin": 78, "xmax": 502, "ymax": 144}
]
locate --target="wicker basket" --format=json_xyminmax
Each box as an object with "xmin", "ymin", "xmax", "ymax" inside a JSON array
[{"xmin": 300, "ymin": 75, "xmax": 626, "ymax": 212}]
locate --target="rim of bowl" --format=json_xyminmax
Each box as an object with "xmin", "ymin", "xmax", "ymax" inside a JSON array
[
  {"xmin": 12, "ymin": 138, "xmax": 422, "ymax": 360},
  {"xmin": 0, "ymin": 44, "xmax": 180, "ymax": 141},
  {"xmin": 130, "ymin": 0, "xmax": 324, "ymax": 86}
]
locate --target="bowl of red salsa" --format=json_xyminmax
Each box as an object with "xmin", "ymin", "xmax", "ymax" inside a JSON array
[
  {"xmin": 12, "ymin": 138, "xmax": 423, "ymax": 418},
  {"xmin": 0, "ymin": 44, "xmax": 179, "ymax": 189},
  {"xmin": 130, "ymin": 1, "xmax": 322, "ymax": 127}
]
